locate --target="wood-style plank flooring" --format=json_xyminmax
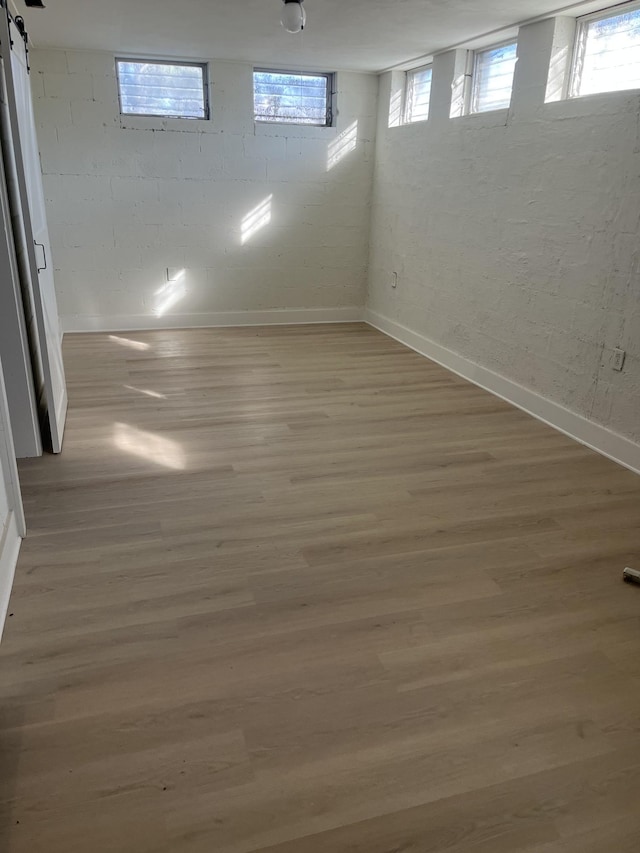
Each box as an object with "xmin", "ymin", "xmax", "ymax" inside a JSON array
[{"xmin": 1, "ymin": 323, "xmax": 640, "ymax": 852}]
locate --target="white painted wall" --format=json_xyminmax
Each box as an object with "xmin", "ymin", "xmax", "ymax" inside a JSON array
[
  {"xmin": 27, "ymin": 26, "xmax": 640, "ymax": 455},
  {"xmin": 368, "ymin": 20, "xmax": 640, "ymax": 445},
  {"xmin": 31, "ymin": 50, "xmax": 377, "ymax": 330},
  {"xmin": 0, "ymin": 428, "xmax": 9, "ymax": 529},
  {"xmin": 0, "ymin": 353, "xmax": 23, "ymax": 639}
]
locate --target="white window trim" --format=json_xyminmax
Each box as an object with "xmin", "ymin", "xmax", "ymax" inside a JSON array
[
  {"xmin": 115, "ymin": 58, "xmax": 210, "ymax": 121},
  {"xmin": 569, "ymin": 0, "xmax": 640, "ymax": 98},
  {"xmin": 469, "ymin": 38, "xmax": 518, "ymax": 115},
  {"xmin": 403, "ymin": 63, "xmax": 433, "ymax": 124},
  {"xmin": 253, "ymin": 68, "xmax": 336, "ymax": 128}
]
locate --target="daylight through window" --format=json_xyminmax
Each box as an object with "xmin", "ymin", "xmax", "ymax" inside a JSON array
[
  {"xmin": 253, "ymin": 70, "xmax": 333, "ymax": 126},
  {"xmin": 404, "ymin": 66, "xmax": 432, "ymax": 123},
  {"xmin": 116, "ymin": 60, "xmax": 209, "ymax": 119},
  {"xmin": 471, "ymin": 42, "xmax": 518, "ymax": 113},
  {"xmin": 571, "ymin": 3, "xmax": 640, "ymax": 97}
]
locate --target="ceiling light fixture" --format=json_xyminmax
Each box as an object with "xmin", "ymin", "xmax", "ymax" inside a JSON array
[{"xmin": 281, "ymin": 0, "xmax": 306, "ymax": 34}]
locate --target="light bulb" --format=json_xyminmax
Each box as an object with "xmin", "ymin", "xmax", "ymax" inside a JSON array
[{"xmin": 281, "ymin": 1, "xmax": 306, "ymax": 33}]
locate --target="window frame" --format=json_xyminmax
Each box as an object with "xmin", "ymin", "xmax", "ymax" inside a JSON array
[
  {"xmin": 403, "ymin": 63, "xmax": 433, "ymax": 124},
  {"xmin": 115, "ymin": 57, "xmax": 210, "ymax": 121},
  {"xmin": 253, "ymin": 68, "xmax": 335, "ymax": 127},
  {"xmin": 569, "ymin": 0, "xmax": 640, "ymax": 99},
  {"xmin": 469, "ymin": 38, "xmax": 518, "ymax": 114}
]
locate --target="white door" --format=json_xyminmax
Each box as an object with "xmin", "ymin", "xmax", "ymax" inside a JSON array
[
  {"xmin": 0, "ymin": 71, "xmax": 41, "ymax": 458},
  {"xmin": 2, "ymin": 17, "xmax": 67, "ymax": 452}
]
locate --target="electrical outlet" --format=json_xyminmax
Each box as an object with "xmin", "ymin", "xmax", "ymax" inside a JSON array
[
  {"xmin": 613, "ymin": 348, "xmax": 626, "ymax": 372},
  {"xmin": 391, "ymin": 272, "xmax": 398, "ymax": 289}
]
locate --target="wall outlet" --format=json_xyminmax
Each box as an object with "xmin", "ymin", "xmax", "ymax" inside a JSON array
[
  {"xmin": 167, "ymin": 267, "xmax": 184, "ymax": 282},
  {"xmin": 612, "ymin": 348, "xmax": 626, "ymax": 372},
  {"xmin": 391, "ymin": 272, "xmax": 398, "ymax": 289}
]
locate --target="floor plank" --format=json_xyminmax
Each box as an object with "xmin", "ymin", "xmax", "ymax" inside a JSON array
[{"xmin": 1, "ymin": 322, "xmax": 640, "ymax": 852}]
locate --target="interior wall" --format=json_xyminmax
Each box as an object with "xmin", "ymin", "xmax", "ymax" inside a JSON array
[
  {"xmin": 0, "ymin": 418, "xmax": 9, "ymax": 528},
  {"xmin": 0, "ymin": 355, "xmax": 23, "ymax": 533},
  {"xmin": 30, "ymin": 49, "xmax": 377, "ymax": 330},
  {"xmin": 0, "ymin": 352, "xmax": 23, "ymax": 638},
  {"xmin": 368, "ymin": 27, "xmax": 640, "ymax": 445},
  {"xmin": 28, "ymin": 29, "xmax": 640, "ymax": 448}
]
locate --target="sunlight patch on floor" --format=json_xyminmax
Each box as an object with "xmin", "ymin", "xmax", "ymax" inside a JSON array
[
  {"xmin": 108, "ymin": 335, "xmax": 150, "ymax": 351},
  {"xmin": 113, "ymin": 422, "xmax": 185, "ymax": 469},
  {"xmin": 123, "ymin": 385, "xmax": 167, "ymax": 400}
]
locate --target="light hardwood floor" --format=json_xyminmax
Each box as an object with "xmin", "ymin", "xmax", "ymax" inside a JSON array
[{"xmin": 1, "ymin": 323, "xmax": 640, "ymax": 852}]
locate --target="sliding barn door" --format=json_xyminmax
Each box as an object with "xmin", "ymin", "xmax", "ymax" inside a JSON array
[
  {"xmin": 0, "ymin": 57, "xmax": 41, "ymax": 458},
  {"xmin": 0, "ymin": 12, "xmax": 67, "ymax": 452}
]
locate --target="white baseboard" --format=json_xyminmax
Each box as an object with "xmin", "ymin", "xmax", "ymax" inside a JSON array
[
  {"xmin": 62, "ymin": 307, "xmax": 364, "ymax": 334},
  {"xmin": 365, "ymin": 308, "xmax": 640, "ymax": 476},
  {"xmin": 0, "ymin": 511, "xmax": 21, "ymax": 641}
]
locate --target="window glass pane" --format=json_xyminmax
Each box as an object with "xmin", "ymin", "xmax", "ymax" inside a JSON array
[
  {"xmin": 575, "ymin": 7, "xmax": 640, "ymax": 96},
  {"xmin": 405, "ymin": 66, "xmax": 432, "ymax": 123},
  {"xmin": 253, "ymin": 71, "xmax": 330, "ymax": 125},
  {"xmin": 472, "ymin": 42, "xmax": 517, "ymax": 113},
  {"xmin": 117, "ymin": 61, "xmax": 207, "ymax": 119}
]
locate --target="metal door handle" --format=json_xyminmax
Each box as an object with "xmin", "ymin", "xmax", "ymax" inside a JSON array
[{"xmin": 34, "ymin": 241, "xmax": 47, "ymax": 272}]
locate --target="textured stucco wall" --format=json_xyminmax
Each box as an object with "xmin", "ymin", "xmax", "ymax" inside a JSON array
[
  {"xmin": 368, "ymin": 38, "xmax": 640, "ymax": 443},
  {"xmin": 31, "ymin": 49, "xmax": 377, "ymax": 329}
]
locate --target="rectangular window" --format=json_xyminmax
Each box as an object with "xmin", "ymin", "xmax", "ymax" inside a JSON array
[
  {"xmin": 253, "ymin": 69, "xmax": 333, "ymax": 126},
  {"xmin": 116, "ymin": 59, "xmax": 209, "ymax": 119},
  {"xmin": 571, "ymin": 3, "xmax": 640, "ymax": 97},
  {"xmin": 471, "ymin": 41, "xmax": 518, "ymax": 113},
  {"xmin": 404, "ymin": 65, "xmax": 432, "ymax": 123}
]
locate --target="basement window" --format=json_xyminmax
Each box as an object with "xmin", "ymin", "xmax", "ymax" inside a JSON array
[
  {"xmin": 404, "ymin": 65, "xmax": 432, "ymax": 123},
  {"xmin": 571, "ymin": 2, "xmax": 640, "ymax": 97},
  {"xmin": 253, "ymin": 69, "xmax": 334, "ymax": 126},
  {"xmin": 470, "ymin": 41, "xmax": 518, "ymax": 113},
  {"xmin": 116, "ymin": 59, "xmax": 209, "ymax": 119}
]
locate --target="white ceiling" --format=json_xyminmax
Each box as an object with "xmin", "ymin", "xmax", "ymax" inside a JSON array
[{"xmin": 21, "ymin": 0, "xmax": 581, "ymax": 73}]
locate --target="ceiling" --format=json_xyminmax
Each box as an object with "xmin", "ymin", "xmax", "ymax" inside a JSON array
[{"xmin": 20, "ymin": 0, "xmax": 581, "ymax": 73}]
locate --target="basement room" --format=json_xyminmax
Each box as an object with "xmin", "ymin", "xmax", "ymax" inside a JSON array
[{"xmin": 0, "ymin": 0, "xmax": 639, "ymax": 850}]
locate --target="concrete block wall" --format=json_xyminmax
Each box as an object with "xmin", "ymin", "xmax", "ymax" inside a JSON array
[
  {"xmin": 30, "ymin": 50, "xmax": 378, "ymax": 329},
  {"xmin": 28, "ymin": 23, "xmax": 640, "ymax": 450},
  {"xmin": 368, "ymin": 19, "xmax": 640, "ymax": 444}
]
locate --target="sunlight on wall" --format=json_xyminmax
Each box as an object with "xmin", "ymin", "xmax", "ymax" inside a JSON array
[
  {"xmin": 545, "ymin": 44, "xmax": 569, "ymax": 102},
  {"xmin": 123, "ymin": 385, "xmax": 167, "ymax": 400},
  {"xmin": 113, "ymin": 422, "xmax": 185, "ymax": 469},
  {"xmin": 450, "ymin": 70, "xmax": 467, "ymax": 117},
  {"xmin": 241, "ymin": 195, "xmax": 273, "ymax": 244},
  {"xmin": 388, "ymin": 88, "xmax": 403, "ymax": 128},
  {"xmin": 327, "ymin": 121, "xmax": 358, "ymax": 170},
  {"xmin": 108, "ymin": 335, "xmax": 150, "ymax": 351},
  {"xmin": 154, "ymin": 269, "xmax": 186, "ymax": 317}
]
